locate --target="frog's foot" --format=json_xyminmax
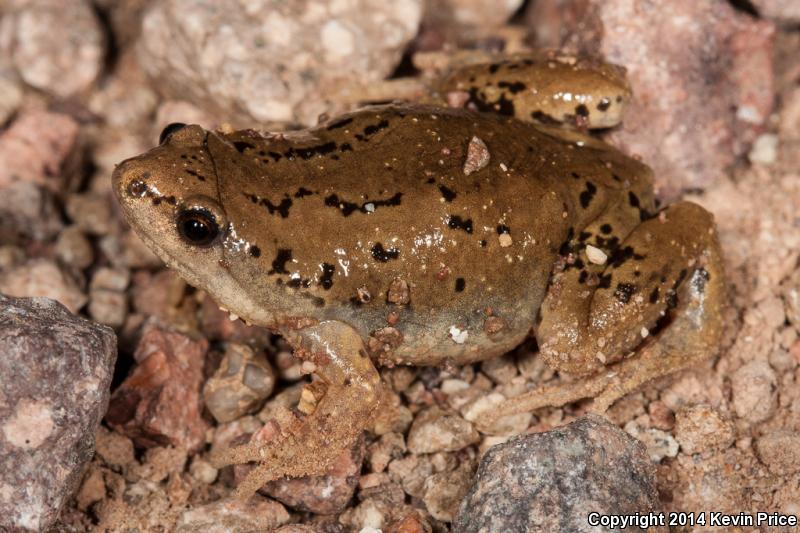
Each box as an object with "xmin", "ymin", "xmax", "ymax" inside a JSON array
[
  {"xmin": 481, "ymin": 202, "xmax": 726, "ymax": 426},
  {"xmin": 209, "ymin": 321, "xmax": 382, "ymax": 498}
]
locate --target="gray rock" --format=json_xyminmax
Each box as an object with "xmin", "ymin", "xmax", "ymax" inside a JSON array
[
  {"xmin": 0, "ymin": 295, "xmax": 116, "ymax": 532},
  {"xmin": 203, "ymin": 343, "xmax": 276, "ymax": 423},
  {"xmin": 455, "ymin": 415, "xmax": 666, "ymax": 533}
]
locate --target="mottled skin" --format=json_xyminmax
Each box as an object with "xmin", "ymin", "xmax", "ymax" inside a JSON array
[
  {"xmin": 112, "ymin": 60, "xmax": 726, "ymax": 497},
  {"xmin": 433, "ymin": 55, "xmax": 632, "ymax": 129}
]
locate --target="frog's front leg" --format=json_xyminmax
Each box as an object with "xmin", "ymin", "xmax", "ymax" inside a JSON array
[
  {"xmin": 485, "ymin": 202, "xmax": 726, "ymax": 422},
  {"xmin": 209, "ymin": 320, "xmax": 382, "ymax": 498}
]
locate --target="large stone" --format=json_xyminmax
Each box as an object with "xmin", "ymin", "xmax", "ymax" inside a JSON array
[
  {"xmin": 137, "ymin": 0, "xmax": 422, "ymax": 126},
  {"xmin": 0, "ymin": 295, "xmax": 116, "ymax": 532},
  {"xmin": 454, "ymin": 415, "xmax": 666, "ymax": 532},
  {"xmin": 527, "ymin": 0, "xmax": 774, "ymax": 198}
]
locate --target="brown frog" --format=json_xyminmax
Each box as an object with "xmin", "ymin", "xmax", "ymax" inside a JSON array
[{"xmin": 112, "ymin": 57, "xmax": 725, "ymax": 497}]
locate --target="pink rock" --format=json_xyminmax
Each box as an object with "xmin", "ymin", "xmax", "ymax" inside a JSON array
[
  {"xmin": 105, "ymin": 324, "xmax": 209, "ymax": 452},
  {"xmin": 527, "ymin": 0, "xmax": 775, "ymax": 198},
  {"xmin": 0, "ymin": 111, "xmax": 81, "ymax": 193},
  {"xmin": 0, "ymin": 295, "xmax": 116, "ymax": 532}
]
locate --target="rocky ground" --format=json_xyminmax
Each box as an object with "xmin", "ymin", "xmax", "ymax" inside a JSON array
[{"xmin": 0, "ymin": 0, "xmax": 799, "ymax": 531}]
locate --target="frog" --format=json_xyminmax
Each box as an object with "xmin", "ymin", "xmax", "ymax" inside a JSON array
[{"xmin": 112, "ymin": 56, "xmax": 725, "ymax": 498}]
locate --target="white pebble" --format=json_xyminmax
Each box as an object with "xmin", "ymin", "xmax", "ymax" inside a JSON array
[
  {"xmin": 585, "ymin": 244, "xmax": 607, "ymax": 265},
  {"xmin": 449, "ymin": 325, "xmax": 468, "ymax": 344}
]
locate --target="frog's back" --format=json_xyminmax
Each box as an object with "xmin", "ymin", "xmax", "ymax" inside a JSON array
[{"xmin": 208, "ymin": 104, "xmax": 651, "ymax": 364}]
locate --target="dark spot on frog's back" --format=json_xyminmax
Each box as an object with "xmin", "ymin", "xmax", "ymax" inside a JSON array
[
  {"xmin": 497, "ymin": 81, "xmax": 526, "ymax": 94},
  {"xmin": 455, "ymin": 278, "xmax": 466, "ymax": 292},
  {"xmin": 268, "ymin": 249, "xmax": 293, "ymax": 275},
  {"xmin": 294, "ymin": 187, "xmax": 313, "ymax": 198},
  {"xmin": 438, "ymin": 185, "xmax": 457, "ymax": 202},
  {"xmin": 446, "ymin": 215, "xmax": 473, "ymax": 234},
  {"xmin": 249, "ymin": 245, "xmax": 261, "ymax": 258},
  {"xmin": 579, "ymin": 181, "xmax": 597, "ymax": 209},
  {"xmin": 575, "ymin": 104, "xmax": 589, "ymax": 117},
  {"xmin": 597, "ymin": 98, "xmax": 611, "ymax": 112},
  {"xmin": 371, "ymin": 243, "xmax": 400, "ymax": 262}
]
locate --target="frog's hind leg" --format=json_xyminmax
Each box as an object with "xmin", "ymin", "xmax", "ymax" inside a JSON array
[
  {"xmin": 483, "ymin": 201, "xmax": 726, "ymax": 423},
  {"xmin": 209, "ymin": 321, "xmax": 382, "ymax": 498}
]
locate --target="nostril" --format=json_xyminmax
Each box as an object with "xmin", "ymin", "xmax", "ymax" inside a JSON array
[{"xmin": 159, "ymin": 122, "xmax": 187, "ymax": 145}]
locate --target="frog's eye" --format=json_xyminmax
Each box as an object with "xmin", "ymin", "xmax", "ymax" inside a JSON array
[
  {"xmin": 176, "ymin": 208, "xmax": 219, "ymax": 246},
  {"xmin": 159, "ymin": 122, "xmax": 187, "ymax": 145}
]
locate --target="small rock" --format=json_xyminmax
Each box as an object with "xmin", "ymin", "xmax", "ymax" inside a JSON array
[
  {"xmin": 422, "ymin": 461, "xmax": 474, "ymax": 522},
  {"xmin": 0, "ymin": 181, "xmax": 63, "ymax": 245},
  {"xmin": 368, "ymin": 432, "xmax": 406, "ymax": 473},
  {"xmin": 624, "ymin": 420, "xmax": 679, "ymax": 462},
  {"xmin": 105, "ymin": 324, "xmax": 209, "ymax": 452},
  {"xmin": 0, "ymin": 295, "xmax": 116, "ymax": 532},
  {"xmin": 674, "ymin": 404, "xmax": 735, "ymax": 455},
  {"xmin": 585, "ymin": 244, "xmax": 608, "ymax": 265},
  {"xmin": 481, "ymin": 353, "xmax": 518, "ymax": 384},
  {"xmin": 455, "ymin": 415, "xmax": 666, "ymax": 532},
  {"xmin": 0, "ymin": 259, "xmax": 87, "ymax": 314},
  {"xmin": 65, "ymin": 192, "xmax": 114, "ymax": 236},
  {"xmin": 463, "ymin": 136, "xmax": 490, "ymax": 175},
  {"xmin": 94, "ymin": 426, "xmax": 135, "ymax": 471},
  {"xmin": 55, "ymin": 226, "xmax": 95, "ymax": 270},
  {"xmin": 407, "ymin": 406, "xmax": 480, "ymax": 454},
  {"xmin": 388, "ymin": 455, "xmax": 434, "ymax": 498},
  {"xmin": 371, "ymin": 391, "xmax": 414, "ymax": 435},
  {"xmin": 754, "ymin": 431, "xmax": 800, "ymax": 474},
  {"xmin": 88, "ymin": 268, "xmax": 130, "ymax": 328},
  {"xmin": 387, "ymin": 278, "xmax": 411, "ymax": 305},
  {"xmin": 0, "ymin": 0, "xmax": 105, "ymax": 97},
  {"xmin": 176, "ymin": 496, "xmax": 290, "ymax": 533},
  {"xmin": 749, "ymin": 133, "xmax": 779, "ymax": 165},
  {"xmin": 731, "ymin": 360, "xmax": 777, "ymax": 423},
  {"xmin": 251, "ymin": 434, "xmax": 365, "ymax": 514},
  {"xmin": 647, "ymin": 401, "xmax": 676, "ymax": 431},
  {"xmin": 189, "ymin": 457, "xmax": 219, "ymax": 485},
  {"xmin": 386, "ymin": 512, "xmax": 433, "ymax": 533},
  {"xmin": 203, "ymin": 343, "xmax": 276, "ymax": 423},
  {"xmin": 0, "ymin": 111, "xmax": 81, "ymax": 193}
]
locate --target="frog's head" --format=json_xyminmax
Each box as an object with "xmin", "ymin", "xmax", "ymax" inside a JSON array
[{"xmin": 112, "ymin": 123, "xmax": 274, "ymax": 326}]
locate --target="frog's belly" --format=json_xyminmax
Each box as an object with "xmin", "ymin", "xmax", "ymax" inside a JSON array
[{"xmin": 332, "ymin": 288, "xmax": 542, "ymax": 367}]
